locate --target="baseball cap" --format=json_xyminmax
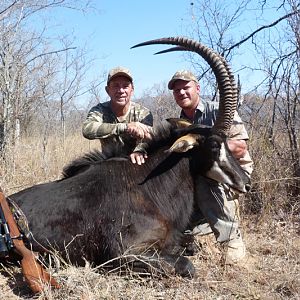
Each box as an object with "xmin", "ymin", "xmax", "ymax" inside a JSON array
[
  {"xmin": 168, "ymin": 70, "xmax": 199, "ymax": 90},
  {"xmin": 107, "ymin": 67, "xmax": 133, "ymax": 85}
]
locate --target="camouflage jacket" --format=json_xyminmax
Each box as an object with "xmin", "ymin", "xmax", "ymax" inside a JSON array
[
  {"xmin": 180, "ymin": 100, "xmax": 253, "ymax": 175},
  {"xmin": 82, "ymin": 101, "xmax": 153, "ymax": 157}
]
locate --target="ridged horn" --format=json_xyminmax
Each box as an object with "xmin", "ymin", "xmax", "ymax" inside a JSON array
[
  {"xmin": 154, "ymin": 45, "xmax": 238, "ymax": 129},
  {"xmin": 131, "ymin": 37, "xmax": 236, "ymax": 135}
]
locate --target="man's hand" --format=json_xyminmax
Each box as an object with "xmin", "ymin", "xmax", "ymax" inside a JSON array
[
  {"xmin": 227, "ymin": 139, "xmax": 247, "ymax": 159},
  {"xmin": 127, "ymin": 122, "xmax": 152, "ymax": 140},
  {"xmin": 130, "ymin": 152, "xmax": 148, "ymax": 165}
]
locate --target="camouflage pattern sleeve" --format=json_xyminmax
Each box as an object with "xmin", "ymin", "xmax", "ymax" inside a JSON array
[
  {"xmin": 238, "ymin": 151, "xmax": 254, "ymax": 175},
  {"xmin": 228, "ymin": 111, "xmax": 249, "ymax": 140},
  {"xmin": 229, "ymin": 111, "xmax": 254, "ymax": 175},
  {"xmin": 82, "ymin": 104, "xmax": 127, "ymax": 140},
  {"xmin": 131, "ymin": 103, "xmax": 154, "ymax": 153},
  {"xmin": 130, "ymin": 102, "xmax": 153, "ymax": 126},
  {"xmin": 133, "ymin": 141, "xmax": 149, "ymax": 154}
]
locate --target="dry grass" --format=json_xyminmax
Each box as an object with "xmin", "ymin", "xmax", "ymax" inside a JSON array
[
  {"xmin": 0, "ymin": 133, "xmax": 99, "ymax": 195},
  {"xmin": 0, "ymin": 133, "xmax": 299, "ymax": 299}
]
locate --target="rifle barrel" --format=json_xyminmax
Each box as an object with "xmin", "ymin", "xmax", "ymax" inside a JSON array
[
  {"xmin": 0, "ymin": 191, "xmax": 60, "ymax": 293},
  {"xmin": 0, "ymin": 233, "xmax": 9, "ymax": 257}
]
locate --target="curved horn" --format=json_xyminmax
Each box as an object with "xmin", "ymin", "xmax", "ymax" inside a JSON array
[
  {"xmin": 154, "ymin": 45, "xmax": 238, "ymax": 129},
  {"xmin": 131, "ymin": 37, "xmax": 237, "ymax": 135},
  {"xmin": 154, "ymin": 46, "xmax": 188, "ymax": 55}
]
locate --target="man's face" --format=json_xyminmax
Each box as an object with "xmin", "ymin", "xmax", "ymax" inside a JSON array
[
  {"xmin": 106, "ymin": 76, "xmax": 134, "ymax": 107},
  {"xmin": 172, "ymin": 80, "xmax": 200, "ymax": 110}
]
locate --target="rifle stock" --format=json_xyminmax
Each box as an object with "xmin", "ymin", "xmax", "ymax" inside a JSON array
[{"xmin": 0, "ymin": 190, "xmax": 60, "ymax": 293}]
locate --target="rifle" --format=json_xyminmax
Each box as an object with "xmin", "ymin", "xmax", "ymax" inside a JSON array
[
  {"xmin": 0, "ymin": 200, "xmax": 14, "ymax": 257},
  {"xmin": 0, "ymin": 189, "xmax": 60, "ymax": 293}
]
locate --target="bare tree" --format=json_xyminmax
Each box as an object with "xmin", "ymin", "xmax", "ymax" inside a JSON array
[
  {"xmin": 55, "ymin": 38, "xmax": 94, "ymax": 144},
  {"xmin": 265, "ymin": 1, "xmax": 300, "ymax": 184},
  {"xmin": 184, "ymin": 0, "xmax": 251, "ymax": 98},
  {"xmin": 0, "ymin": 0, "xmax": 93, "ymax": 161},
  {"xmin": 185, "ymin": 0, "xmax": 300, "ymax": 210},
  {"xmin": 138, "ymin": 83, "xmax": 179, "ymax": 122}
]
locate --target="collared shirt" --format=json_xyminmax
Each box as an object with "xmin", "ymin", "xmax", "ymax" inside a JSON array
[
  {"xmin": 180, "ymin": 99, "xmax": 253, "ymax": 174},
  {"xmin": 82, "ymin": 101, "xmax": 153, "ymax": 157},
  {"xmin": 180, "ymin": 99, "xmax": 216, "ymax": 126}
]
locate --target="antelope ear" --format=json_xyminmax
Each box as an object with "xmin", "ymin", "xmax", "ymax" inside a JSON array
[
  {"xmin": 168, "ymin": 134, "xmax": 199, "ymax": 153},
  {"xmin": 166, "ymin": 118, "xmax": 192, "ymax": 128}
]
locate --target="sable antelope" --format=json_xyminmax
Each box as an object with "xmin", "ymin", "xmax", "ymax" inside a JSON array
[{"xmin": 9, "ymin": 37, "xmax": 250, "ymax": 277}]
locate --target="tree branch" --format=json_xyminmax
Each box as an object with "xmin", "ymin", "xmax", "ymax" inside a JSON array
[
  {"xmin": 224, "ymin": 9, "xmax": 300, "ymax": 56},
  {"xmin": 25, "ymin": 47, "xmax": 76, "ymax": 67},
  {"xmin": 0, "ymin": 1, "xmax": 18, "ymax": 19}
]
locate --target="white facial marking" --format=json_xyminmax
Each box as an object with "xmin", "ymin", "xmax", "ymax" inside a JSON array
[
  {"xmin": 205, "ymin": 142, "xmax": 248, "ymax": 193},
  {"xmin": 206, "ymin": 162, "xmax": 233, "ymax": 185},
  {"xmin": 219, "ymin": 142, "xmax": 227, "ymax": 165}
]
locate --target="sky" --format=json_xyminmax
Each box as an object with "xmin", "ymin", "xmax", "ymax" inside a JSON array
[
  {"xmin": 53, "ymin": 0, "xmax": 194, "ymax": 101},
  {"xmin": 47, "ymin": 0, "xmax": 284, "ymax": 104}
]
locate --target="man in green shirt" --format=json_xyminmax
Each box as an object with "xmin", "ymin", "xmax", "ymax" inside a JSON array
[
  {"xmin": 82, "ymin": 67, "xmax": 153, "ymax": 164},
  {"xmin": 168, "ymin": 70, "xmax": 253, "ymax": 264}
]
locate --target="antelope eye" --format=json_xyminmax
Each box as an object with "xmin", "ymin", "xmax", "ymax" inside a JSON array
[{"xmin": 209, "ymin": 140, "xmax": 221, "ymax": 150}]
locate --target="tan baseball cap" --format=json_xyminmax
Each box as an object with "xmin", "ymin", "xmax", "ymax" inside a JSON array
[
  {"xmin": 168, "ymin": 70, "xmax": 198, "ymax": 90},
  {"xmin": 107, "ymin": 66, "xmax": 133, "ymax": 85}
]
